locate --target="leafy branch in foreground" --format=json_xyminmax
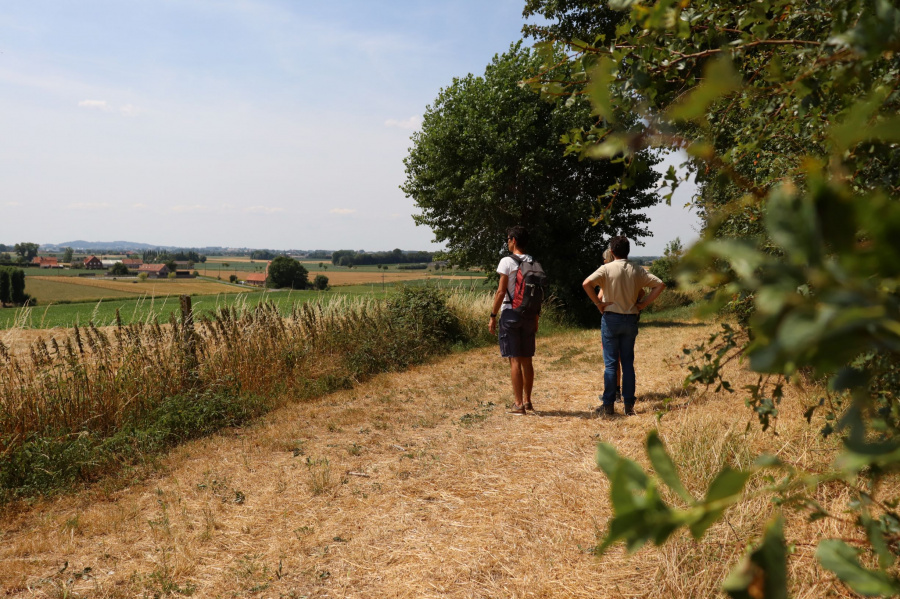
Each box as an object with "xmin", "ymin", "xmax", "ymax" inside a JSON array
[
  {"xmin": 522, "ymin": 0, "xmax": 900, "ymax": 594},
  {"xmin": 597, "ymin": 430, "xmax": 900, "ymax": 597}
]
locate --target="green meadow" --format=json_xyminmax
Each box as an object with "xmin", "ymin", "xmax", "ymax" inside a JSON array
[{"xmin": 1, "ymin": 277, "xmax": 491, "ymax": 330}]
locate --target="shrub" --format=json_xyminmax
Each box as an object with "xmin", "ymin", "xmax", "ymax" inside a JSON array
[
  {"xmin": 643, "ymin": 290, "xmax": 694, "ymax": 314},
  {"xmin": 387, "ymin": 286, "xmax": 462, "ymax": 349},
  {"xmin": 268, "ymin": 256, "xmax": 309, "ymax": 289},
  {"xmin": 0, "ymin": 268, "xmax": 9, "ymax": 305},
  {"xmin": 648, "ymin": 238, "xmax": 683, "ymax": 289},
  {"xmin": 313, "ymin": 274, "xmax": 329, "ymax": 290},
  {"xmin": 108, "ymin": 263, "xmax": 129, "ymax": 276}
]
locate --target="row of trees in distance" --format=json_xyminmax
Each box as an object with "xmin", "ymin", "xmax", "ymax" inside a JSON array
[
  {"xmin": 141, "ymin": 249, "xmax": 206, "ymax": 265},
  {"xmin": 330, "ymin": 249, "xmax": 434, "ymax": 267}
]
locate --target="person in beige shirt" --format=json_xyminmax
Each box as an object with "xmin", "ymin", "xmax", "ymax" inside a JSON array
[{"xmin": 582, "ymin": 236, "xmax": 665, "ymax": 415}]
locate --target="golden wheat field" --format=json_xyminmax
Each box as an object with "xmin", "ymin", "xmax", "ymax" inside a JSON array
[{"xmin": 0, "ymin": 318, "xmax": 862, "ymax": 598}]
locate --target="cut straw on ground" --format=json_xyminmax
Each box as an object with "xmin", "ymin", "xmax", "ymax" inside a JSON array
[{"xmin": 0, "ymin": 318, "xmax": 866, "ymax": 598}]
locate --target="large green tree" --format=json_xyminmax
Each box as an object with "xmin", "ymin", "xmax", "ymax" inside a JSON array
[
  {"xmin": 266, "ymin": 256, "xmax": 309, "ymax": 290},
  {"xmin": 402, "ymin": 42, "xmax": 660, "ymax": 321},
  {"xmin": 14, "ymin": 242, "xmax": 39, "ymax": 262},
  {"xmin": 524, "ymin": 0, "xmax": 900, "ymax": 595}
]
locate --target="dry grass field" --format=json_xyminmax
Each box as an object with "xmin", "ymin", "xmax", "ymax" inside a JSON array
[
  {"xmin": 0, "ymin": 321, "xmax": 858, "ymax": 598},
  {"xmin": 27, "ymin": 276, "xmax": 249, "ymax": 302},
  {"xmin": 319, "ymin": 271, "xmax": 477, "ymax": 286},
  {"xmin": 22, "ymin": 279, "xmax": 139, "ymax": 303}
]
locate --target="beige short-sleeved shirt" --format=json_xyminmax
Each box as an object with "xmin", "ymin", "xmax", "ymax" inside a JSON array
[{"xmin": 587, "ymin": 259, "xmax": 663, "ymax": 315}]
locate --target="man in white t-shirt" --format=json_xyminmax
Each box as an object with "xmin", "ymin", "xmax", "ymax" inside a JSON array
[{"xmin": 488, "ymin": 226, "xmax": 539, "ymax": 415}]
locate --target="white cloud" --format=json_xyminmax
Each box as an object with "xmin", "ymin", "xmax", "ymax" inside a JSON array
[
  {"xmin": 330, "ymin": 208, "xmax": 356, "ymax": 215},
  {"xmin": 119, "ymin": 104, "xmax": 140, "ymax": 117},
  {"xmin": 78, "ymin": 99, "xmax": 111, "ymax": 111},
  {"xmin": 169, "ymin": 204, "xmax": 209, "ymax": 213},
  {"xmin": 4, "ymin": 202, "xmax": 21, "ymax": 207},
  {"xmin": 68, "ymin": 202, "xmax": 111, "ymax": 210},
  {"xmin": 384, "ymin": 116, "xmax": 421, "ymax": 130},
  {"xmin": 132, "ymin": 203, "xmax": 147, "ymax": 210},
  {"xmin": 244, "ymin": 205, "xmax": 284, "ymax": 214},
  {"xmin": 77, "ymin": 100, "xmax": 140, "ymax": 116}
]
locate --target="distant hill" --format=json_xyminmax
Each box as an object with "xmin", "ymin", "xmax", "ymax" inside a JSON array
[{"xmin": 46, "ymin": 241, "xmax": 171, "ymax": 251}]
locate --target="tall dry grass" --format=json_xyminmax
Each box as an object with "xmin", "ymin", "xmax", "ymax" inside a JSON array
[{"xmin": 0, "ymin": 287, "xmax": 497, "ymax": 501}]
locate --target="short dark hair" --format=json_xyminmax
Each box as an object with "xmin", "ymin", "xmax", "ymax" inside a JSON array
[
  {"xmin": 609, "ymin": 236, "xmax": 630, "ymax": 259},
  {"xmin": 506, "ymin": 225, "xmax": 529, "ymax": 251}
]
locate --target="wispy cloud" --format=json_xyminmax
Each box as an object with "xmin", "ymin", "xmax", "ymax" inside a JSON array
[
  {"xmin": 68, "ymin": 202, "xmax": 111, "ymax": 210},
  {"xmin": 4, "ymin": 201, "xmax": 21, "ymax": 207},
  {"xmin": 330, "ymin": 208, "xmax": 356, "ymax": 215},
  {"xmin": 78, "ymin": 99, "xmax": 141, "ymax": 116},
  {"xmin": 169, "ymin": 204, "xmax": 210, "ymax": 213},
  {"xmin": 244, "ymin": 205, "xmax": 284, "ymax": 214},
  {"xmin": 132, "ymin": 203, "xmax": 147, "ymax": 210},
  {"xmin": 78, "ymin": 99, "xmax": 111, "ymax": 111},
  {"xmin": 119, "ymin": 104, "xmax": 140, "ymax": 117},
  {"xmin": 385, "ymin": 116, "xmax": 421, "ymax": 130}
]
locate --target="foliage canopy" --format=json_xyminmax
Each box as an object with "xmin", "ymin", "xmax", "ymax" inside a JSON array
[
  {"xmin": 403, "ymin": 42, "xmax": 660, "ymax": 321},
  {"xmin": 523, "ymin": 0, "xmax": 900, "ymax": 594},
  {"xmin": 266, "ymin": 256, "xmax": 309, "ymax": 290}
]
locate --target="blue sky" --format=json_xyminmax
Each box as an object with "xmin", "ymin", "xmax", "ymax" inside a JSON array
[{"xmin": 0, "ymin": 0, "xmax": 698, "ymax": 253}]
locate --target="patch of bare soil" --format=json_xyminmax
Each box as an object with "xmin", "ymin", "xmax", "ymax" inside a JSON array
[{"xmin": 0, "ymin": 321, "xmax": 852, "ymax": 598}]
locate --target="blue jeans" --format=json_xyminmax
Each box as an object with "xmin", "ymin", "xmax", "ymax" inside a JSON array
[{"xmin": 601, "ymin": 312, "xmax": 639, "ymax": 408}]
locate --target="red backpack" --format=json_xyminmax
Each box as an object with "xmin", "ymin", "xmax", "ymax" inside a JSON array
[{"xmin": 507, "ymin": 255, "xmax": 548, "ymax": 318}]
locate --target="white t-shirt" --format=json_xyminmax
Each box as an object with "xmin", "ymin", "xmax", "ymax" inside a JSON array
[{"xmin": 496, "ymin": 253, "xmax": 533, "ymax": 313}]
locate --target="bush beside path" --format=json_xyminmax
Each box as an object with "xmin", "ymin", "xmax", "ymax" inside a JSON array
[{"xmin": 0, "ymin": 320, "xmax": 847, "ymax": 598}]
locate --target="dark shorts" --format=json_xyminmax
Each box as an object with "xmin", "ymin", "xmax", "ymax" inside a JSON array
[{"xmin": 498, "ymin": 309, "xmax": 536, "ymax": 358}]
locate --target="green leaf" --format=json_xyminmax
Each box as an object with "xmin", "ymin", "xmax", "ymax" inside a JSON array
[
  {"xmin": 609, "ymin": 455, "xmax": 651, "ymax": 513},
  {"xmin": 668, "ymin": 56, "xmax": 741, "ymax": 122},
  {"xmin": 830, "ymin": 88, "xmax": 898, "ymax": 153},
  {"xmin": 752, "ymin": 454, "xmax": 785, "ymax": 469},
  {"xmin": 595, "ymin": 510, "xmax": 647, "ymax": 555},
  {"xmin": 646, "ymin": 430, "xmax": 694, "ymax": 503},
  {"xmin": 723, "ymin": 513, "xmax": 788, "ymax": 599},
  {"xmin": 862, "ymin": 512, "xmax": 895, "ymax": 570},
  {"xmin": 701, "ymin": 239, "xmax": 767, "ymax": 281},
  {"xmin": 588, "ymin": 58, "xmax": 617, "ymax": 123},
  {"xmin": 608, "ymin": 0, "xmax": 640, "ymax": 10},
  {"xmin": 816, "ymin": 539, "xmax": 900, "ymax": 596},
  {"xmin": 689, "ymin": 467, "xmax": 751, "ymax": 539},
  {"xmin": 595, "ymin": 442, "xmax": 619, "ymax": 477}
]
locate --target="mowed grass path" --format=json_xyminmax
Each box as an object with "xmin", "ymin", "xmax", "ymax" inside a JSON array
[{"xmin": 0, "ymin": 319, "xmax": 846, "ymax": 598}]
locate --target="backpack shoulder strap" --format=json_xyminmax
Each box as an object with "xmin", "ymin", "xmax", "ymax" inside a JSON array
[{"xmin": 505, "ymin": 254, "xmax": 524, "ymax": 302}]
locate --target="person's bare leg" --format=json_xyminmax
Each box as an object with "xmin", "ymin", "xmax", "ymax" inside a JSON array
[
  {"xmin": 510, "ymin": 357, "xmax": 524, "ymax": 407},
  {"xmin": 521, "ymin": 357, "xmax": 534, "ymax": 406}
]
